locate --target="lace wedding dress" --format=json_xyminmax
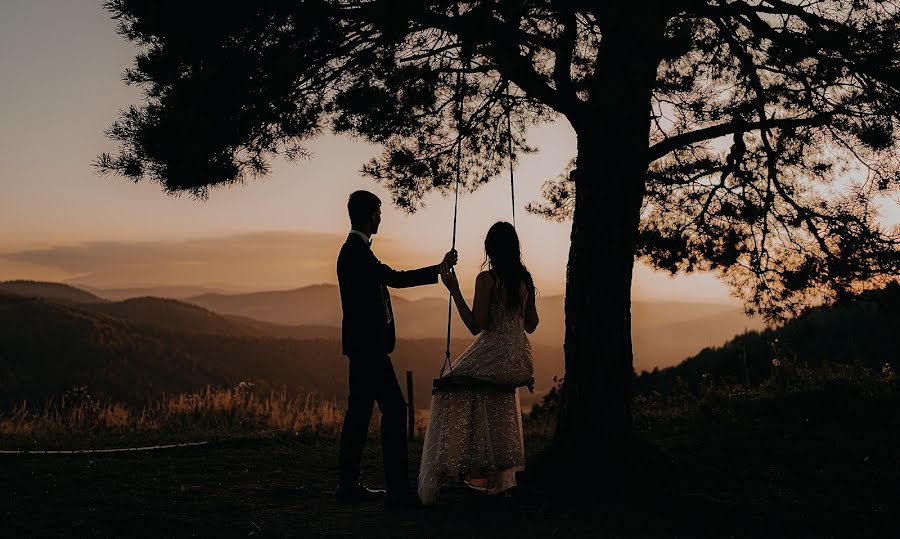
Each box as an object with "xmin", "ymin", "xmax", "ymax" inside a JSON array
[{"xmin": 417, "ymin": 290, "xmax": 534, "ymax": 505}]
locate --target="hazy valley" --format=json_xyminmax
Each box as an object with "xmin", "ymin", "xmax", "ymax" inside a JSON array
[{"xmin": 0, "ymin": 279, "xmax": 765, "ymax": 409}]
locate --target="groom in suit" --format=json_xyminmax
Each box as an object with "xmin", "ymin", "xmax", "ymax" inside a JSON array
[{"xmin": 336, "ymin": 190, "xmax": 457, "ymax": 508}]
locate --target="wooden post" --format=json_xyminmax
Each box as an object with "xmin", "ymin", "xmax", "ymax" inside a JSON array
[
  {"xmin": 741, "ymin": 339, "xmax": 751, "ymax": 388},
  {"xmin": 406, "ymin": 370, "xmax": 415, "ymax": 439}
]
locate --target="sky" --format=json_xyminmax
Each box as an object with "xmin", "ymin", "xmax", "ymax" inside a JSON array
[{"xmin": 0, "ymin": 0, "xmax": 764, "ymax": 303}]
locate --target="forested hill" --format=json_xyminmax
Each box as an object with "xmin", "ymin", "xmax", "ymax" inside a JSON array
[
  {"xmin": 0, "ymin": 292, "xmax": 561, "ymax": 408},
  {"xmin": 0, "ymin": 292, "xmax": 349, "ymax": 406},
  {"xmin": 0, "ymin": 280, "xmax": 764, "ymax": 371},
  {"xmin": 0, "ymin": 280, "xmax": 105, "ymax": 304},
  {"xmin": 635, "ymin": 283, "xmax": 900, "ymax": 395}
]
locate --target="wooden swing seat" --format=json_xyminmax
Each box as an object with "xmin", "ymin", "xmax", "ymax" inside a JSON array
[{"xmin": 432, "ymin": 375, "xmax": 534, "ymax": 395}]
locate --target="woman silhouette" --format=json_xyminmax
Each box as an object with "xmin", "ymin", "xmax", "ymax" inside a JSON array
[{"xmin": 418, "ymin": 221, "xmax": 539, "ymax": 505}]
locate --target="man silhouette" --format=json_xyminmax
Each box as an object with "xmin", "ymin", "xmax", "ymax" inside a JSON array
[{"xmin": 335, "ymin": 190, "xmax": 457, "ymax": 508}]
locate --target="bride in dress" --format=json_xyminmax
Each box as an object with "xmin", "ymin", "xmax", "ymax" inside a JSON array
[{"xmin": 418, "ymin": 221, "xmax": 539, "ymax": 505}]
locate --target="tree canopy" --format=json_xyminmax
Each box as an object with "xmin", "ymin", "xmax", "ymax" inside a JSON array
[{"xmin": 99, "ymin": 0, "xmax": 900, "ymax": 320}]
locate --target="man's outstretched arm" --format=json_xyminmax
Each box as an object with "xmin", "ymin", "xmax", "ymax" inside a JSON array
[{"xmin": 376, "ymin": 250, "xmax": 457, "ymax": 289}]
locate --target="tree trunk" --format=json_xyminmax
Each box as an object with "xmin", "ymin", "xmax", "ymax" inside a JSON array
[{"xmin": 552, "ymin": 9, "xmax": 663, "ymax": 488}]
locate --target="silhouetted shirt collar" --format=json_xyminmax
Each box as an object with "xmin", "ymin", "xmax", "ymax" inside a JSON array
[{"xmin": 350, "ymin": 229, "xmax": 372, "ymax": 246}]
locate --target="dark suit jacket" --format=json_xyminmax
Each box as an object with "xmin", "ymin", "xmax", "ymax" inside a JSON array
[{"xmin": 337, "ymin": 233, "xmax": 438, "ymax": 356}]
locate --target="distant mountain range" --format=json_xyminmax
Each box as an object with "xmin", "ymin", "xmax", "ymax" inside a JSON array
[
  {"xmin": 175, "ymin": 284, "xmax": 761, "ymax": 371},
  {"xmin": 0, "ymin": 280, "xmax": 106, "ymax": 304},
  {"xmin": 0, "ymin": 281, "xmax": 559, "ymax": 409},
  {"xmin": 3, "ymin": 279, "xmax": 892, "ymax": 411},
  {"xmin": 525, "ymin": 294, "xmax": 763, "ymax": 372},
  {"xmin": 1, "ymin": 279, "xmax": 764, "ymax": 371},
  {"xmin": 76, "ymin": 284, "xmax": 234, "ymax": 302},
  {"xmin": 0, "ymin": 279, "xmax": 769, "ymax": 410}
]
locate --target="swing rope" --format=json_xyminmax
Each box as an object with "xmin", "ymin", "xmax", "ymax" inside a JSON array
[
  {"xmin": 436, "ymin": 76, "xmax": 532, "ymax": 394},
  {"xmin": 440, "ymin": 65, "xmax": 466, "ymax": 379}
]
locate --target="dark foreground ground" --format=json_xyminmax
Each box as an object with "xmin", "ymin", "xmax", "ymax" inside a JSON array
[{"xmin": 3, "ymin": 388, "xmax": 900, "ymax": 538}]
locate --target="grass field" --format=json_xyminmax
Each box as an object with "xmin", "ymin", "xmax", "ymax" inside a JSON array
[{"xmin": 2, "ymin": 365, "xmax": 899, "ymax": 537}]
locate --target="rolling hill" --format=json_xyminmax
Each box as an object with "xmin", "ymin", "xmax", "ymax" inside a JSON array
[
  {"xmin": 79, "ymin": 284, "xmax": 232, "ymax": 301},
  {"xmin": 183, "ymin": 284, "xmax": 762, "ymax": 370},
  {"xmin": 185, "ymin": 284, "xmax": 344, "ymax": 327},
  {"xmin": 0, "ymin": 281, "xmax": 344, "ymax": 341},
  {"xmin": 0, "ymin": 292, "xmax": 561, "ymax": 409},
  {"xmin": 222, "ymin": 315, "xmax": 343, "ymax": 340},
  {"xmin": 1, "ymin": 279, "xmax": 769, "ymax": 406},
  {"xmin": 0, "ymin": 292, "xmax": 364, "ymax": 407},
  {"xmin": 2, "ymin": 280, "xmax": 763, "ymax": 371},
  {"xmin": 0, "ymin": 280, "xmax": 105, "ymax": 304},
  {"xmin": 0, "ymin": 293, "xmax": 230, "ymax": 406},
  {"xmin": 634, "ymin": 282, "xmax": 900, "ymax": 395},
  {"xmin": 529, "ymin": 294, "xmax": 763, "ymax": 371},
  {"xmin": 80, "ymin": 297, "xmax": 265, "ymax": 337},
  {"xmin": 183, "ymin": 285, "xmax": 479, "ymax": 341},
  {"xmin": 4, "ymin": 278, "xmax": 898, "ymax": 417}
]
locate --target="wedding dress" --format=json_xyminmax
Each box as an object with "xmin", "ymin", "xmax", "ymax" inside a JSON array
[{"xmin": 418, "ymin": 286, "xmax": 534, "ymax": 505}]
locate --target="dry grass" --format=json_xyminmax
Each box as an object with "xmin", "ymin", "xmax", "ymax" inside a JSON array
[
  {"xmin": 0, "ymin": 384, "xmax": 350, "ymax": 443},
  {"xmin": 1, "ymin": 384, "xmax": 553, "ymax": 450}
]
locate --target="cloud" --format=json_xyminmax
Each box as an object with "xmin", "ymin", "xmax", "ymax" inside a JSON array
[
  {"xmin": 0, "ymin": 230, "xmax": 737, "ymax": 304},
  {"xmin": 0, "ymin": 231, "xmax": 426, "ymax": 290}
]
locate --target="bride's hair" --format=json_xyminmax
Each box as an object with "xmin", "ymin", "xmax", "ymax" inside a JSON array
[{"xmin": 481, "ymin": 221, "xmax": 535, "ymax": 309}]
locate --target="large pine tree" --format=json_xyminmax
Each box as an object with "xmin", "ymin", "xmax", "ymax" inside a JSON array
[{"xmin": 99, "ymin": 0, "xmax": 900, "ymax": 485}]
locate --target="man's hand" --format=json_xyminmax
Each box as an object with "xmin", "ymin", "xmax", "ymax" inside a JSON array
[{"xmin": 441, "ymin": 249, "xmax": 458, "ymax": 269}]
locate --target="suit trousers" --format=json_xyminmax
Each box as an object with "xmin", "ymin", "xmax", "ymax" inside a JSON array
[{"xmin": 338, "ymin": 353, "xmax": 409, "ymax": 493}]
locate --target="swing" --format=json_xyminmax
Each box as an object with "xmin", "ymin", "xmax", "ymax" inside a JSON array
[{"xmin": 432, "ymin": 77, "xmax": 535, "ymax": 396}]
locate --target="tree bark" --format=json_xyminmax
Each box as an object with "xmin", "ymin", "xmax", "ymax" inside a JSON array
[{"xmin": 552, "ymin": 9, "xmax": 663, "ymax": 488}]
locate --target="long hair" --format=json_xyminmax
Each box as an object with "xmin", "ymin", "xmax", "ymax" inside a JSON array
[{"xmin": 481, "ymin": 221, "xmax": 535, "ymax": 309}]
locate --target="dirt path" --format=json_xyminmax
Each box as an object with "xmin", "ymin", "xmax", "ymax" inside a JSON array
[
  {"xmin": 3, "ymin": 437, "xmax": 558, "ymax": 538},
  {"xmin": 3, "ymin": 418, "xmax": 899, "ymax": 537}
]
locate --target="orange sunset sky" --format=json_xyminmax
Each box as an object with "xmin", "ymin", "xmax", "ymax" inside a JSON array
[{"xmin": 6, "ymin": 1, "xmax": 891, "ymax": 306}]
